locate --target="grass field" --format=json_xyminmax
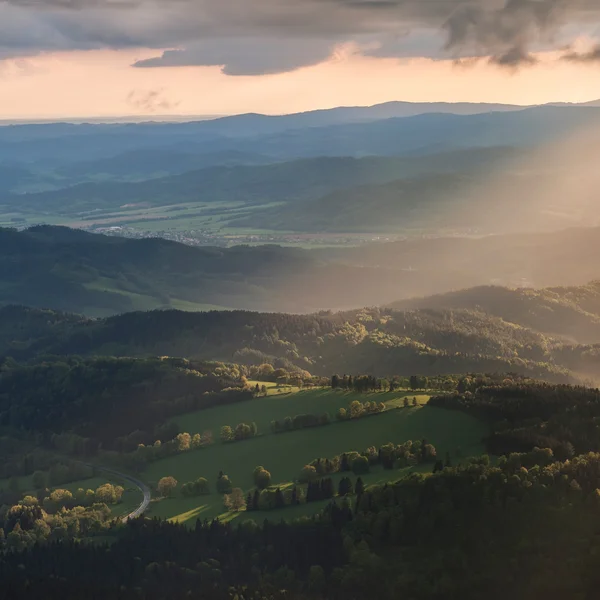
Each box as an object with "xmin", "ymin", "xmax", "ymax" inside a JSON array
[
  {"xmin": 145, "ymin": 390, "xmax": 487, "ymax": 525},
  {"xmin": 170, "ymin": 388, "xmax": 429, "ymax": 440}
]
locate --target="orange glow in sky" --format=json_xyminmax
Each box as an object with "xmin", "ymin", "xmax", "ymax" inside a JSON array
[{"xmin": 1, "ymin": 45, "xmax": 600, "ymax": 119}]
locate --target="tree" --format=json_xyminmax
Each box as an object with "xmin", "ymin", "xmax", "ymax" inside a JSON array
[
  {"xmin": 223, "ymin": 488, "xmax": 246, "ymax": 512},
  {"xmin": 308, "ymin": 565, "xmax": 326, "ymax": 594},
  {"xmin": 410, "ymin": 375, "xmax": 419, "ymax": 391},
  {"xmin": 181, "ymin": 477, "xmax": 209, "ymax": 497},
  {"xmin": 331, "ymin": 374, "xmax": 340, "ymax": 389},
  {"xmin": 336, "ymin": 407, "xmax": 347, "ymax": 421},
  {"xmin": 220, "ymin": 425, "xmax": 234, "ymax": 443},
  {"xmin": 299, "ymin": 465, "xmax": 318, "ymax": 483},
  {"xmin": 355, "ymin": 477, "xmax": 365, "ymax": 497},
  {"xmin": 320, "ymin": 478, "xmax": 334, "ymax": 499},
  {"xmin": 191, "ymin": 433, "xmax": 202, "ymax": 449},
  {"xmin": 445, "ymin": 451, "xmax": 452, "ymax": 468},
  {"xmin": 234, "ymin": 423, "xmax": 252, "ymax": 441},
  {"xmin": 158, "ymin": 476, "xmax": 178, "ymax": 498},
  {"xmin": 338, "ymin": 477, "xmax": 353, "ymax": 496},
  {"xmin": 412, "ymin": 396, "xmax": 418, "ymax": 407},
  {"xmin": 216, "ymin": 474, "xmax": 233, "ymax": 494},
  {"xmin": 351, "ymin": 456, "xmax": 370, "ymax": 475},
  {"xmin": 175, "ymin": 432, "xmax": 191, "ymax": 452},
  {"xmin": 319, "ymin": 412, "xmax": 331, "ymax": 425},
  {"xmin": 403, "ymin": 397, "xmax": 410, "ymax": 408},
  {"xmin": 96, "ymin": 483, "xmax": 124, "ymax": 504},
  {"xmin": 275, "ymin": 488, "xmax": 285, "ymax": 509},
  {"xmin": 188, "ymin": 477, "xmax": 207, "ymax": 495},
  {"xmin": 253, "ymin": 467, "xmax": 272, "ymax": 490},
  {"xmin": 257, "ymin": 364, "xmax": 275, "ymax": 379},
  {"xmin": 291, "ymin": 486, "xmax": 299, "ymax": 505},
  {"xmin": 349, "ymin": 400, "xmax": 363, "ymax": 419}
]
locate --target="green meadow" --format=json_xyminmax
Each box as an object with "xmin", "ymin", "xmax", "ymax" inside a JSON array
[{"xmin": 143, "ymin": 389, "xmax": 487, "ymax": 525}]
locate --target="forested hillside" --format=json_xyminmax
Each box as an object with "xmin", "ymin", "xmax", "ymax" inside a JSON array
[
  {"xmin": 6, "ymin": 380, "xmax": 600, "ymax": 599},
  {"xmin": 0, "ymin": 356, "xmax": 248, "ymax": 447},
  {"xmin": 5, "ymin": 226, "xmax": 600, "ymax": 316},
  {"xmin": 390, "ymin": 282, "xmax": 600, "ymax": 343},
  {"xmin": 1, "ymin": 304, "xmax": 593, "ymax": 382}
]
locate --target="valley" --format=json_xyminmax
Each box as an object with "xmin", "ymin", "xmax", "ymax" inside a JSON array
[{"xmin": 4, "ymin": 98, "xmax": 600, "ymax": 600}]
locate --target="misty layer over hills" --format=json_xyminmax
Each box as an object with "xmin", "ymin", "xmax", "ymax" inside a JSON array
[{"xmin": 2, "ymin": 224, "xmax": 600, "ymax": 317}]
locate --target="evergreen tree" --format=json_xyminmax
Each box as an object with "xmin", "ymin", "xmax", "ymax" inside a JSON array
[
  {"xmin": 275, "ymin": 488, "xmax": 285, "ymax": 509},
  {"xmin": 445, "ymin": 451, "xmax": 452, "ymax": 468},
  {"xmin": 341, "ymin": 453, "xmax": 350, "ymax": 471},
  {"xmin": 410, "ymin": 375, "xmax": 419, "ymax": 391},
  {"xmin": 338, "ymin": 477, "xmax": 353, "ymax": 497},
  {"xmin": 355, "ymin": 477, "xmax": 365, "ymax": 498}
]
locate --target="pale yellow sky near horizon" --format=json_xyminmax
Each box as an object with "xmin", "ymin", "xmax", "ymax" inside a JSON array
[{"xmin": 2, "ymin": 44, "xmax": 600, "ymax": 119}]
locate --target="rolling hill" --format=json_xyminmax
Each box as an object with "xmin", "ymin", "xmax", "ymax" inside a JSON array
[{"xmin": 4, "ymin": 225, "xmax": 600, "ymax": 317}]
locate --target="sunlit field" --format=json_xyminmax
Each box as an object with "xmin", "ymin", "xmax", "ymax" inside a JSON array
[{"xmin": 143, "ymin": 389, "xmax": 486, "ymax": 525}]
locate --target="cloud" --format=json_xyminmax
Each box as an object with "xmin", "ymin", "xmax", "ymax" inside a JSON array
[
  {"xmin": 443, "ymin": 0, "xmax": 565, "ymax": 67},
  {"xmin": 562, "ymin": 44, "xmax": 600, "ymax": 62},
  {"xmin": 2, "ymin": 0, "xmax": 600, "ymax": 74},
  {"xmin": 133, "ymin": 38, "xmax": 339, "ymax": 75},
  {"xmin": 126, "ymin": 88, "xmax": 180, "ymax": 112}
]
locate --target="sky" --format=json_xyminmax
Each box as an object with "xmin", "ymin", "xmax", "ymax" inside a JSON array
[{"xmin": 3, "ymin": 0, "xmax": 600, "ymax": 119}]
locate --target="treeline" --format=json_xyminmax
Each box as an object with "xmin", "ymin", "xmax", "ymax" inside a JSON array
[
  {"xmin": 0, "ymin": 356, "xmax": 250, "ymax": 450},
  {"xmin": 270, "ymin": 400, "xmax": 386, "ymax": 436},
  {"xmin": 429, "ymin": 382, "xmax": 600, "ymax": 457},
  {"xmin": 1, "ymin": 482, "xmax": 125, "ymax": 552},
  {"xmin": 271, "ymin": 412, "xmax": 331, "ymax": 433},
  {"xmin": 0, "ymin": 462, "xmax": 94, "ymax": 505},
  {"xmin": 331, "ymin": 372, "xmax": 532, "ymax": 393},
  {"xmin": 300, "ymin": 440, "xmax": 437, "ymax": 482},
  {"xmin": 331, "ymin": 374, "xmax": 430, "ymax": 392},
  {"xmin": 220, "ymin": 422, "xmax": 258, "ymax": 442},
  {"xmin": 0, "ymin": 305, "xmax": 576, "ymax": 383}
]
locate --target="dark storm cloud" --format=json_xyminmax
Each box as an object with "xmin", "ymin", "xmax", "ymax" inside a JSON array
[
  {"xmin": 133, "ymin": 38, "xmax": 339, "ymax": 75},
  {"xmin": 1, "ymin": 0, "xmax": 600, "ymax": 74}
]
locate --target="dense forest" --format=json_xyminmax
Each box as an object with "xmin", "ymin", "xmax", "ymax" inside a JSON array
[
  {"xmin": 0, "ymin": 356, "xmax": 248, "ymax": 449},
  {"xmin": 3, "ymin": 322, "xmax": 600, "ymax": 597},
  {"xmin": 5, "ymin": 439, "xmax": 600, "ymax": 598},
  {"xmin": 4, "ymin": 303, "xmax": 598, "ymax": 381}
]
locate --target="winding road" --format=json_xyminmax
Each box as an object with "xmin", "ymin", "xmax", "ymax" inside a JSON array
[{"xmin": 88, "ymin": 464, "xmax": 151, "ymax": 522}]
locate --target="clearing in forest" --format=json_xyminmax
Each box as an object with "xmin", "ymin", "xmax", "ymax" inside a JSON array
[{"xmin": 143, "ymin": 388, "xmax": 486, "ymax": 524}]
